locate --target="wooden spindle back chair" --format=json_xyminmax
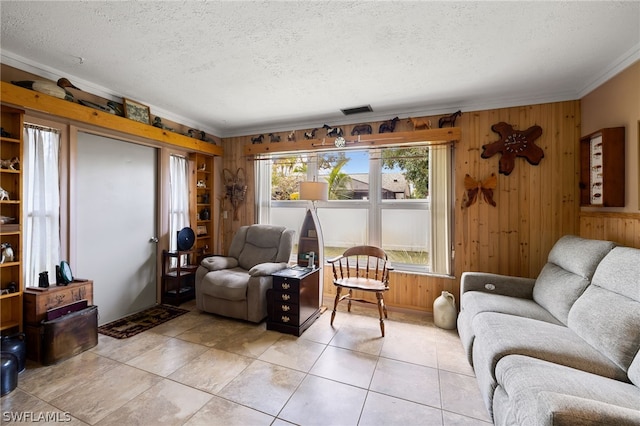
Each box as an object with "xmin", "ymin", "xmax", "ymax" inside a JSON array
[{"xmin": 327, "ymin": 245, "xmax": 393, "ymax": 336}]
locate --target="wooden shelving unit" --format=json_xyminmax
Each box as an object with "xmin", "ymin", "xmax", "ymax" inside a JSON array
[
  {"xmin": 161, "ymin": 250, "xmax": 197, "ymax": 306},
  {"xmin": 0, "ymin": 105, "xmax": 24, "ymax": 334},
  {"xmin": 297, "ymin": 208, "xmax": 324, "ymax": 308},
  {"xmin": 190, "ymin": 153, "xmax": 215, "ymax": 257}
]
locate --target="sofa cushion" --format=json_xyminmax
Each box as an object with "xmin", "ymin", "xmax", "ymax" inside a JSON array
[
  {"xmin": 568, "ymin": 247, "xmax": 640, "ymax": 373},
  {"xmin": 458, "ymin": 292, "xmax": 563, "ymax": 364},
  {"xmin": 532, "ymin": 263, "xmax": 590, "ymax": 324},
  {"xmin": 532, "ymin": 235, "xmax": 615, "ymax": 324},
  {"xmin": 494, "ymin": 355, "xmax": 640, "ymax": 426},
  {"xmin": 274, "ymin": 228, "xmax": 295, "ymax": 263},
  {"xmin": 198, "ymin": 267, "xmax": 250, "ymax": 301},
  {"xmin": 590, "ymin": 246, "xmax": 640, "ymax": 299},
  {"xmin": 236, "ymin": 225, "xmax": 287, "ymax": 270},
  {"xmin": 228, "ymin": 226, "xmax": 248, "ymax": 259},
  {"xmin": 472, "ymin": 312, "xmax": 628, "ymax": 415},
  {"xmin": 238, "ymin": 243, "xmax": 278, "ymax": 270},
  {"xmin": 628, "ymin": 351, "xmax": 640, "ymax": 387},
  {"xmin": 547, "ymin": 235, "xmax": 615, "ymax": 279},
  {"xmin": 569, "ymin": 286, "xmax": 640, "ymax": 374},
  {"xmin": 462, "ymin": 291, "xmax": 562, "ymax": 325}
]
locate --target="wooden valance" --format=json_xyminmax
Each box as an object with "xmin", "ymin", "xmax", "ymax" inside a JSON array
[
  {"xmin": 1, "ymin": 81, "xmax": 223, "ymax": 156},
  {"xmin": 243, "ymin": 128, "xmax": 460, "ymax": 157}
]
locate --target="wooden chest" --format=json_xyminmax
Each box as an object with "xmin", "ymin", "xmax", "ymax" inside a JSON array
[
  {"xmin": 24, "ymin": 280, "xmax": 93, "ymax": 325},
  {"xmin": 40, "ymin": 305, "xmax": 98, "ymax": 365},
  {"xmin": 23, "ymin": 280, "xmax": 94, "ymax": 362},
  {"xmin": 267, "ymin": 268, "xmax": 320, "ymax": 336}
]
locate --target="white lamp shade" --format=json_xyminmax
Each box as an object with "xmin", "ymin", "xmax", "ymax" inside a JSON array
[{"xmin": 299, "ymin": 181, "xmax": 328, "ymax": 201}]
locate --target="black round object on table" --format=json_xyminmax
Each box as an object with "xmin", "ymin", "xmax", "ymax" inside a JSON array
[{"xmin": 177, "ymin": 227, "xmax": 195, "ymax": 251}]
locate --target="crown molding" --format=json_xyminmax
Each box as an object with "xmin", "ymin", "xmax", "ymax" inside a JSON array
[
  {"xmin": 577, "ymin": 43, "xmax": 640, "ymax": 98},
  {"xmin": 1, "ymin": 51, "xmax": 223, "ymax": 137}
]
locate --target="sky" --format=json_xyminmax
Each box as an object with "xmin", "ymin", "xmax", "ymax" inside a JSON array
[
  {"xmin": 342, "ymin": 151, "xmax": 369, "ymax": 174},
  {"xmin": 320, "ymin": 150, "xmax": 401, "ymax": 175}
]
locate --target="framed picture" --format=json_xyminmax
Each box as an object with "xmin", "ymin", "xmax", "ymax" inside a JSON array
[{"xmin": 123, "ymin": 98, "xmax": 151, "ymax": 124}]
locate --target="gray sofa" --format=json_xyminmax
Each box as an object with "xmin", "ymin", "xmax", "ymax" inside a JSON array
[
  {"xmin": 195, "ymin": 224, "xmax": 294, "ymax": 323},
  {"xmin": 458, "ymin": 235, "xmax": 640, "ymax": 425}
]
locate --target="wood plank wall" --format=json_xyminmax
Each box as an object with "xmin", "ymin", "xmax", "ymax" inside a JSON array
[
  {"xmin": 221, "ymin": 100, "xmax": 583, "ymax": 312},
  {"xmin": 455, "ymin": 102, "xmax": 581, "ymax": 280},
  {"xmin": 579, "ymin": 212, "xmax": 640, "ymax": 248}
]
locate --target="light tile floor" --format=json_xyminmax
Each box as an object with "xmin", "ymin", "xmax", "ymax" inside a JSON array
[{"xmin": 1, "ymin": 300, "xmax": 492, "ymax": 425}]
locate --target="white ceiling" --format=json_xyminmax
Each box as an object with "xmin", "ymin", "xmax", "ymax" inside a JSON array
[{"xmin": 1, "ymin": 1, "xmax": 639, "ymax": 137}]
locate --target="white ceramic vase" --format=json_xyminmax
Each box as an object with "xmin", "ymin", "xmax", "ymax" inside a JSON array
[{"xmin": 433, "ymin": 291, "xmax": 457, "ymax": 329}]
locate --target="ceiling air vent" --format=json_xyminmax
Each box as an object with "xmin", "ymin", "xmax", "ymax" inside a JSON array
[{"xmin": 341, "ymin": 105, "xmax": 373, "ymax": 115}]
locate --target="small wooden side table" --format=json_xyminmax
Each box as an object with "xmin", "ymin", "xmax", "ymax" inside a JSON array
[
  {"xmin": 267, "ymin": 267, "xmax": 321, "ymax": 336},
  {"xmin": 161, "ymin": 250, "xmax": 198, "ymax": 306}
]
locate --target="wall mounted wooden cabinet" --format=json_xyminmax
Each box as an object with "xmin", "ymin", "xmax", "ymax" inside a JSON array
[
  {"xmin": 0, "ymin": 105, "xmax": 24, "ymax": 334},
  {"xmin": 579, "ymin": 127, "xmax": 625, "ymax": 207},
  {"xmin": 190, "ymin": 153, "xmax": 215, "ymax": 257}
]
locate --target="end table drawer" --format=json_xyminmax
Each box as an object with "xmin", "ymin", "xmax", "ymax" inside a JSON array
[
  {"xmin": 273, "ymin": 290, "xmax": 299, "ymax": 304},
  {"xmin": 273, "ymin": 276, "xmax": 300, "ymax": 292},
  {"xmin": 272, "ymin": 311, "xmax": 300, "ymax": 326},
  {"xmin": 273, "ymin": 300, "xmax": 299, "ymax": 316}
]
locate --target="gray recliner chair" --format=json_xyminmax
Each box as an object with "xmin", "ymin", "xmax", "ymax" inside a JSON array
[{"xmin": 195, "ymin": 224, "xmax": 294, "ymax": 322}]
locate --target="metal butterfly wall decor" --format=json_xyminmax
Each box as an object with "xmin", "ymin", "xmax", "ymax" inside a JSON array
[{"xmin": 463, "ymin": 173, "xmax": 497, "ymax": 208}]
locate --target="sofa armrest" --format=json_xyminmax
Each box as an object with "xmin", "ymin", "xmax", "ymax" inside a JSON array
[
  {"xmin": 536, "ymin": 391, "xmax": 640, "ymax": 426},
  {"xmin": 248, "ymin": 262, "xmax": 289, "ymax": 277},
  {"xmin": 200, "ymin": 256, "xmax": 239, "ymax": 271},
  {"xmin": 461, "ymin": 271, "xmax": 536, "ymax": 299}
]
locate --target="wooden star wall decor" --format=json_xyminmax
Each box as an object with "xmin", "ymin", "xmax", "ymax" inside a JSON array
[{"xmin": 481, "ymin": 122, "xmax": 543, "ymax": 175}]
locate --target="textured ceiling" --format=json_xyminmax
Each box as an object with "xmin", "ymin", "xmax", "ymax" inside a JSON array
[{"xmin": 1, "ymin": 1, "xmax": 639, "ymax": 137}]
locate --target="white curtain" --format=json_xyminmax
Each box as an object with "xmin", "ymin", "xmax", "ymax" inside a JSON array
[
  {"xmin": 255, "ymin": 155, "xmax": 272, "ymax": 225},
  {"xmin": 169, "ymin": 155, "xmax": 190, "ymax": 254},
  {"xmin": 429, "ymin": 144, "xmax": 453, "ymax": 275},
  {"xmin": 23, "ymin": 124, "xmax": 61, "ymax": 287}
]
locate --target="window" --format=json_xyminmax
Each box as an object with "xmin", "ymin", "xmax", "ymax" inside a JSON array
[
  {"xmin": 256, "ymin": 143, "xmax": 453, "ymax": 274},
  {"xmin": 169, "ymin": 155, "xmax": 190, "ymax": 265},
  {"xmin": 23, "ymin": 124, "xmax": 61, "ymax": 287}
]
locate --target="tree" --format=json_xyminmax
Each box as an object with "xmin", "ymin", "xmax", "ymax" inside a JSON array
[
  {"xmin": 318, "ymin": 152, "xmax": 347, "ymax": 171},
  {"xmin": 326, "ymin": 157, "xmax": 352, "ymax": 200},
  {"xmin": 270, "ymin": 152, "xmax": 353, "ymax": 200},
  {"xmin": 271, "ymin": 156, "xmax": 306, "ymax": 200},
  {"xmin": 381, "ymin": 147, "xmax": 429, "ymax": 198}
]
